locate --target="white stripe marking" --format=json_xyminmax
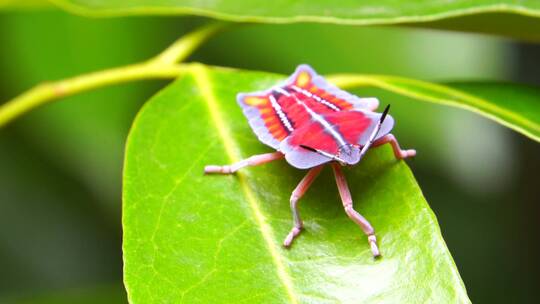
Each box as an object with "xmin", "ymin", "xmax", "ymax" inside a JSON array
[
  {"xmin": 289, "ymin": 93, "xmax": 347, "ymax": 146},
  {"xmin": 274, "ymin": 87, "xmax": 291, "ymax": 97},
  {"xmin": 269, "ymin": 94, "xmax": 294, "ymax": 132},
  {"xmin": 291, "ymin": 85, "xmax": 340, "ymax": 111}
]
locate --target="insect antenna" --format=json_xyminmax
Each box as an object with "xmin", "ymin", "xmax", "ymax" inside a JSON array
[
  {"xmin": 300, "ymin": 144, "xmax": 347, "ymax": 165},
  {"xmin": 358, "ymin": 104, "xmax": 390, "ymax": 159}
]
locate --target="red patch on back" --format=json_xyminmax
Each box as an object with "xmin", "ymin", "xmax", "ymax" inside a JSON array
[
  {"xmin": 288, "ymin": 121, "xmax": 339, "ymax": 154},
  {"xmin": 275, "ymin": 92, "xmax": 335, "ymax": 129},
  {"xmin": 288, "ymin": 111, "xmax": 371, "ymax": 155},
  {"xmin": 325, "ymin": 111, "xmax": 371, "ymax": 144}
]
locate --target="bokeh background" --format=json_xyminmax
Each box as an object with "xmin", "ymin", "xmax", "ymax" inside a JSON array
[{"xmin": 0, "ymin": 4, "xmax": 539, "ymax": 304}]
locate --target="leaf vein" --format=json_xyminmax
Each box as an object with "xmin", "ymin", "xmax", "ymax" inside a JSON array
[{"xmin": 191, "ymin": 64, "xmax": 299, "ymax": 304}]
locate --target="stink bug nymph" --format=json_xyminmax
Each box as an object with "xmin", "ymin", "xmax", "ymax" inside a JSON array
[{"xmin": 204, "ymin": 65, "xmax": 416, "ymax": 257}]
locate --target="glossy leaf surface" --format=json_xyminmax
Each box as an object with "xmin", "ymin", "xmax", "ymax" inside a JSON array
[
  {"xmin": 56, "ymin": 0, "xmax": 540, "ymax": 40},
  {"xmin": 123, "ymin": 65, "xmax": 469, "ymax": 303},
  {"xmin": 446, "ymin": 81, "xmax": 540, "ymax": 140}
]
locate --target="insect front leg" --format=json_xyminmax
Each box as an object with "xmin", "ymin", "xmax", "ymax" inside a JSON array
[
  {"xmin": 204, "ymin": 152, "xmax": 284, "ymax": 174},
  {"xmin": 373, "ymin": 134, "xmax": 416, "ymax": 160},
  {"xmin": 332, "ymin": 163, "xmax": 380, "ymax": 258},
  {"xmin": 283, "ymin": 165, "xmax": 324, "ymax": 248}
]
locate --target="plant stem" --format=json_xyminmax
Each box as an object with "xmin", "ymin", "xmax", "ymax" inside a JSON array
[
  {"xmin": 0, "ymin": 64, "xmax": 189, "ymax": 127},
  {"xmin": 0, "ymin": 22, "xmax": 227, "ymax": 128},
  {"xmin": 150, "ymin": 22, "xmax": 226, "ymax": 65}
]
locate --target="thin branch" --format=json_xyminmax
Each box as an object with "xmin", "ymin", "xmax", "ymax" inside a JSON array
[
  {"xmin": 150, "ymin": 22, "xmax": 227, "ymax": 65},
  {"xmin": 0, "ymin": 64, "xmax": 190, "ymax": 127},
  {"xmin": 0, "ymin": 22, "xmax": 227, "ymax": 128}
]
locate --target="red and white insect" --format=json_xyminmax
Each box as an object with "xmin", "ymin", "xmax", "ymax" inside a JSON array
[{"xmin": 204, "ymin": 65, "xmax": 416, "ymax": 257}]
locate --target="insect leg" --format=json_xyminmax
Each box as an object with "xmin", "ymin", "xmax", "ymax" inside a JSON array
[
  {"xmin": 204, "ymin": 152, "xmax": 283, "ymax": 174},
  {"xmin": 331, "ymin": 163, "xmax": 380, "ymax": 257},
  {"xmin": 283, "ymin": 165, "xmax": 324, "ymax": 248},
  {"xmin": 373, "ymin": 134, "xmax": 416, "ymax": 159}
]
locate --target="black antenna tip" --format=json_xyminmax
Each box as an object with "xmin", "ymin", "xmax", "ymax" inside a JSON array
[
  {"xmin": 380, "ymin": 104, "xmax": 390, "ymax": 123},
  {"xmin": 300, "ymin": 144, "xmax": 318, "ymax": 153}
]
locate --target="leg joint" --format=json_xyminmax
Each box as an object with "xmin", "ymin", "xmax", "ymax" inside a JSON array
[
  {"xmin": 344, "ymin": 205, "xmax": 375, "ymax": 235},
  {"xmin": 289, "ymin": 194, "xmax": 302, "ymax": 226},
  {"xmin": 290, "ymin": 195, "xmax": 299, "ymax": 208},
  {"xmin": 343, "ymin": 205, "xmax": 355, "ymax": 217}
]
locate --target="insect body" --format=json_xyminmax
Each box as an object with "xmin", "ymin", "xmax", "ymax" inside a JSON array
[{"xmin": 204, "ymin": 65, "xmax": 416, "ymax": 257}]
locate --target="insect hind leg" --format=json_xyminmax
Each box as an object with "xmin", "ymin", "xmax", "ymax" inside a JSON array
[
  {"xmin": 332, "ymin": 163, "xmax": 380, "ymax": 257},
  {"xmin": 373, "ymin": 134, "xmax": 416, "ymax": 160},
  {"xmin": 204, "ymin": 152, "xmax": 283, "ymax": 174},
  {"xmin": 283, "ymin": 165, "xmax": 324, "ymax": 247}
]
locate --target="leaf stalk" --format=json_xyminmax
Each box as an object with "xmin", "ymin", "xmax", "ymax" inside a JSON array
[{"xmin": 0, "ymin": 22, "xmax": 227, "ymax": 128}]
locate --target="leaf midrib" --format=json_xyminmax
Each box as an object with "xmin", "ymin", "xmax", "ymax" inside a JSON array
[{"xmin": 191, "ymin": 64, "xmax": 299, "ymax": 304}]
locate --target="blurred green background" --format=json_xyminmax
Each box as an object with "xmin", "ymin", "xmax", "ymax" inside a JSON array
[{"xmin": 0, "ymin": 4, "xmax": 539, "ymax": 304}]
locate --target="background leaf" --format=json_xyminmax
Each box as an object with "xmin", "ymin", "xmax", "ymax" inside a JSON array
[
  {"xmin": 330, "ymin": 76, "xmax": 540, "ymax": 142},
  {"xmin": 55, "ymin": 0, "xmax": 540, "ymax": 40},
  {"xmin": 123, "ymin": 65, "xmax": 469, "ymax": 303},
  {"xmin": 444, "ymin": 81, "xmax": 540, "ymax": 140},
  {"xmin": 0, "ymin": 9, "xmax": 193, "ymax": 299}
]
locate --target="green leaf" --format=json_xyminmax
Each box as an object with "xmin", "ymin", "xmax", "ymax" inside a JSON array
[
  {"xmin": 123, "ymin": 64, "xmax": 469, "ymax": 303},
  {"xmin": 55, "ymin": 0, "xmax": 540, "ymax": 40},
  {"xmin": 445, "ymin": 82, "xmax": 540, "ymax": 140},
  {"xmin": 329, "ymin": 75, "xmax": 540, "ymax": 142}
]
